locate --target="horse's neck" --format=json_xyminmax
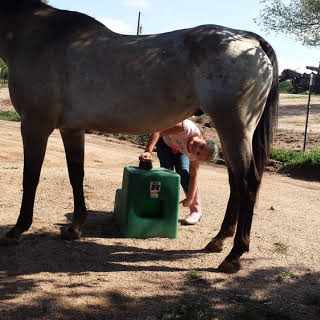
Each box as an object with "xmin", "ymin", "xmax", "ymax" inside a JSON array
[
  {"xmin": 0, "ymin": 4, "xmax": 116, "ymax": 64},
  {"xmin": 0, "ymin": 5, "xmax": 53, "ymax": 64},
  {"xmin": 0, "ymin": 21, "xmax": 13, "ymax": 64}
]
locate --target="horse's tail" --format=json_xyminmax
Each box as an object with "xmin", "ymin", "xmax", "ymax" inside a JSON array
[{"xmin": 253, "ymin": 37, "xmax": 279, "ymax": 176}]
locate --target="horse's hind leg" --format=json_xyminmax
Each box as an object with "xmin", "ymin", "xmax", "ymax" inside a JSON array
[
  {"xmin": 59, "ymin": 129, "xmax": 87, "ymax": 240},
  {"xmin": 1, "ymin": 122, "xmax": 52, "ymax": 245},
  {"xmin": 205, "ymin": 163, "xmax": 239, "ymax": 252},
  {"xmin": 219, "ymin": 154, "xmax": 261, "ymax": 273},
  {"xmin": 214, "ymin": 132, "xmax": 261, "ymax": 273}
]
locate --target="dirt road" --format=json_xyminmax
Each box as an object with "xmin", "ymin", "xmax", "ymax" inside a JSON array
[{"xmin": 1, "ymin": 115, "xmax": 320, "ymax": 319}]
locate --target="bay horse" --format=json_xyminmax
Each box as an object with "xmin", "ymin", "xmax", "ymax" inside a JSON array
[{"xmin": 0, "ymin": 0, "xmax": 278, "ymax": 273}]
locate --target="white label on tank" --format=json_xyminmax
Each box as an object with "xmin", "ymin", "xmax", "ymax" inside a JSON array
[{"xmin": 150, "ymin": 181, "xmax": 161, "ymax": 198}]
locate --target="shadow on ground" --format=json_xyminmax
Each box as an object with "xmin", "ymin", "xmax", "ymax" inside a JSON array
[
  {"xmin": 1, "ymin": 213, "xmax": 319, "ymax": 320},
  {"xmin": 278, "ymin": 103, "xmax": 320, "ymax": 117}
]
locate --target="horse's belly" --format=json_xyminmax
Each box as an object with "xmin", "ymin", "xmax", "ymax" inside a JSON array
[
  {"xmin": 61, "ymin": 61, "xmax": 197, "ymax": 133},
  {"xmin": 60, "ymin": 90, "xmax": 197, "ymax": 134},
  {"xmin": 60, "ymin": 106, "xmax": 193, "ymax": 134}
]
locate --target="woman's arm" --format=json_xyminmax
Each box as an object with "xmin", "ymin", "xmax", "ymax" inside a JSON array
[
  {"xmin": 159, "ymin": 122, "xmax": 183, "ymax": 137},
  {"xmin": 143, "ymin": 122, "xmax": 184, "ymax": 154},
  {"xmin": 181, "ymin": 160, "xmax": 199, "ymax": 207},
  {"xmin": 145, "ymin": 132, "xmax": 160, "ymax": 153}
]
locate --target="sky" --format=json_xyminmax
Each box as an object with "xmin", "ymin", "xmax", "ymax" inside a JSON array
[{"xmin": 50, "ymin": 0, "xmax": 319, "ymax": 74}]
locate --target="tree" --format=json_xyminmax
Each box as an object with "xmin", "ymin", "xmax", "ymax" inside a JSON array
[
  {"xmin": 0, "ymin": 0, "xmax": 49, "ymax": 81},
  {"xmin": 255, "ymin": 0, "xmax": 320, "ymax": 47}
]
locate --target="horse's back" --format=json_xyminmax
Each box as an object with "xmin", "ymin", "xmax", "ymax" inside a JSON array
[
  {"xmin": 7, "ymin": 4, "xmax": 274, "ymax": 133},
  {"xmin": 61, "ymin": 24, "xmax": 273, "ymax": 132}
]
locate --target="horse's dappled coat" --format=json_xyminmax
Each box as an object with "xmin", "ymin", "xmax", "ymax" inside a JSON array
[{"xmin": 0, "ymin": 0, "xmax": 278, "ymax": 273}]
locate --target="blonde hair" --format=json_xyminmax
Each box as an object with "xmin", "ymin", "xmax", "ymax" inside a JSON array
[{"xmin": 206, "ymin": 139, "xmax": 219, "ymax": 162}]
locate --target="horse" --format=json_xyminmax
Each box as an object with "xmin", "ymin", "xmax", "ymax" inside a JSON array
[{"xmin": 0, "ymin": 0, "xmax": 278, "ymax": 273}]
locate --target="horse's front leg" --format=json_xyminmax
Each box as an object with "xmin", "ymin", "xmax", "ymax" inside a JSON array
[
  {"xmin": 1, "ymin": 122, "xmax": 51, "ymax": 245},
  {"xmin": 59, "ymin": 129, "xmax": 87, "ymax": 240},
  {"xmin": 205, "ymin": 167, "xmax": 238, "ymax": 252}
]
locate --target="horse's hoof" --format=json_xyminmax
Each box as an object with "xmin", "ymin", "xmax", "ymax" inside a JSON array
[
  {"xmin": 204, "ymin": 240, "xmax": 223, "ymax": 252},
  {"xmin": 0, "ymin": 233, "xmax": 23, "ymax": 246},
  {"xmin": 218, "ymin": 259, "xmax": 241, "ymax": 273},
  {"xmin": 60, "ymin": 226, "xmax": 82, "ymax": 240}
]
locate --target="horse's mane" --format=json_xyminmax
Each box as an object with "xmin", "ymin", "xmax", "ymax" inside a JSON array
[{"xmin": 0, "ymin": 0, "xmax": 46, "ymax": 10}]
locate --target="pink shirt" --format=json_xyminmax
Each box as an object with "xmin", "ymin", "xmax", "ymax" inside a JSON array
[{"xmin": 163, "ymin": 120, "xmax": 201, "ymax": 161}]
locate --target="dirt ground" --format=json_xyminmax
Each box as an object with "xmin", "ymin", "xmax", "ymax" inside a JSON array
[
  {"xmin": 196, "ymin": 93, "xmax": 320, "ymax": 152},
  {"xmin": 0, "ymin": 88, "xmax": 320, "ymax": 319}
]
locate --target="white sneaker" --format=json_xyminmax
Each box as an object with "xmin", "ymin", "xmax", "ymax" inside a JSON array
[{"xmin": 181, "ymin": 212, "xmax": 202, "ymax": 225}]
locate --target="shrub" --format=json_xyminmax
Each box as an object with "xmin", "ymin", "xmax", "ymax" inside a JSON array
[
  {"xmin": 279, "ymin": 81, "xmax": 294, "ymax": 93},
  {"xmin": 0, "ymin": 58, "xmax": 8, "ymax": 81},
  {"xmin": 270, "ymin": 149, "xmax": 320, "ymax": 167},
  {"xmin": 0, "ymin": 111, "xmax": 20, "ymax": 122}
]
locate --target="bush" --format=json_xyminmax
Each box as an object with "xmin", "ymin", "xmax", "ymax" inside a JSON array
[
  {"xmin": 0, "ymin": 111, "xmax": 21, "ymax": 122},
  {"xmin": 279, "ymin": 81, "xmax": 308, "ymax": 94},
  {"xmin": 279, "ymin": 81, "xmax": 294, "ymax": 93},
  {"xmin": 0, "ymin": 58, "xmax": 8, "ymax": 81},
  {"xmin": 104, "ymin": 133, "xmax": 151, "ymax": 146},
  {"xmin": 270, "ymin": 149, "xmax": 320, "ymax": 167}
]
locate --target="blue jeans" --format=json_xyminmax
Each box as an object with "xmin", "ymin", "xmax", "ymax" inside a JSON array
[{"xmin": 156, "ymin": 138, "xmax": 190, "ymax": 193}]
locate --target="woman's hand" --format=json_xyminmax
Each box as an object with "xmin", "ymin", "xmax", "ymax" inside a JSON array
[{"xmin": 139, "ymin": 152, "xmax": 152, "ymax": 161}]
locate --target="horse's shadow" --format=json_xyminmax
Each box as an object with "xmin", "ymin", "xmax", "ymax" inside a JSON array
[
  {"xmin": 0, "ymin": 211, "xmax": 210, "ymax": 277},
  {"xmin": 63, "ymin": 210, "xmax": 122, "ymax": 239}
]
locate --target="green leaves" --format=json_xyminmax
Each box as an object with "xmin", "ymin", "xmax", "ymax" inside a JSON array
[
  {"xmin": 0, "ymin": 58, "xmax": 8, "ymax": 81},
  {"xmin": 271, "ymin": 149, "xmax": 320, "ymax": 167},
  {"xmin": 255, "ymin": 0, "xmax": 320, "ymax": 47}
]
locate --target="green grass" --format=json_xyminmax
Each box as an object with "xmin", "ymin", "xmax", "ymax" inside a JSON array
[
  {"xmin": 274, "ymin": 242, "xmax": 289, "ymax": 254},
  {"xmin": 0, "ymin": 110, "xmax": 20, "ymax": 122},
  {"xmin": 277, "ymin": 271, "xmax": 298, "ymax": 281},
  {"xmin": 279, "ymin": 81, "xmax": 294, "ymax": 93},
  {"xmin": 186, "ymin": 269, "xmax": 202, "ymax": 281},
  {"xmin": 284, "ymin": 95, "xmax": 307, "ymax": 99},
  {"xmin": 270, "ymin": 149, "xmax": 320, "ymax": 168},
  {"xmin": 284, "ymin": 271, "xmax": 298, "ymax": 279}
]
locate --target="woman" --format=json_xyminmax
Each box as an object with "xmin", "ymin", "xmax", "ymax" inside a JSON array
[{"xmin": 139, "ymin": 119, "xmax": 218, "ymax": 225}]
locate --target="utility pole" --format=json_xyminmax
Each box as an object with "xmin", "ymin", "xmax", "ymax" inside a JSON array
[
  {"xmin": 307, "ymin": 63, "xmax": 320, "ymax": 94},
  {"xmin": 136, "ymin": 11, "xmax": 142, "ymax": 35},
  {"xmin": 303, "ymin": 73, "xmax": 316, "ymax": 152},
  {"xmin": 304, "ymin": 64, "xmax": 320, "ymax": 152}
]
